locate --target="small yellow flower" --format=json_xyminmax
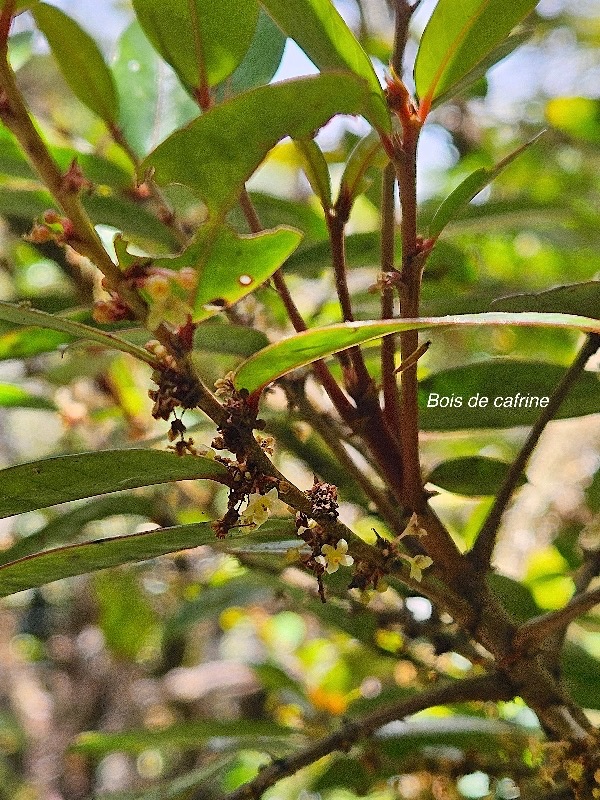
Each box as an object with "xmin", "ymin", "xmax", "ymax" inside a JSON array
[
  {"xmin": 405, "ymin": 554, "xmax": 433, "ymax": 582},
  {"xmin": 316, "ymin": 539, "xmax": 354, "ymax": 574},
  {"xmin": 239, "ymin": 487, "xmax": 279, "ymax": 529}
]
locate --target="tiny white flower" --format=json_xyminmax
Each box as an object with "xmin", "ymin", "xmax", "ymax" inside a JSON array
[
  {"xmin": 317, "ymin": 539, "xmax": 354, "ymax": 574},
  {"xmin": 239, "ymin": 487, "xmax": 279, "ymax": 529}
]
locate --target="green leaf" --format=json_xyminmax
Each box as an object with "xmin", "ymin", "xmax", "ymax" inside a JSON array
[
  {"xmin": 492, "ymin": 281, "xmax": 600, "ymax": 320},
  {"xmin": 562, "ymin": 642, "xmax": 600, "ymax": 710},
  {"xmin": 112, "ymin": 21, "xmax": 199, "ymax": 159},
  {"xmin": 430, "ymin": 28, "xmax": 532, "ymax": 109},
  {"xmin": 419, "ymin": 360, "xmax": 600, "ymax": 431},
  {"xmin": 260, "ymin": 0, "xmax": 389, "ymax": 132},
  {"xmin": 193, "ymin": 322, "xmax": 269, "ymax": 356},
  {"xmin": 0, "ymin": 301, "xmax": 157, "ymax": 365},
  {"xmin": 294, "ymin": 139, "xmax": 332, "ymax": 208},
  {"xmin": 285, "ymin": 230, "xmax": 397, "ymax": 277},
  {"xmin": 427, "ymin": 456, "xmax": 524, "ymax": 496},
  {"xmin": 87, "ymin": 759, "xmax": 236, "ymax": 800},
  {"xmin": 233, "ymin": 313, "xmax": 600, "ymax": 396},
  {"xmin": 0, "ymin": 186, "xmax": 177, "ymax": 251},
  {"xmin": 0, "ymin": 522, "xmax": 221, "ymax": 598},
  {"xmin": 95, "ymin": 569, "xmax": 157, "ymax": 660},
  {"xmin": 151, "ymin": 225, "xmax": 302, "ymax": 321},
  {"xmin": 0, "ymin": 450, "xmax": 228, "ymax": 519},
  {"xmin": 429, "ymin": 133, "xmax": 543, "ymax": 238},
  {"xmin": 145, "ymin": 73, "xmax": 374, "ymax": 218},
  {"xmin": 72, "ymin": 720, "xmax": 291, "ymax": 757},
  {"xmin": 0, "ymin": 495, "xmax": 156, "ymax": 566},
  {"xmin": 487, "ymin": 573, "xmax": 541, "ymax": 622},
  {"xmin": 0, "ymin": 384, "xmax": 55, "ymax": 411},
  {"xmin": 546, "ymin": 97, "xmax": 600, "ymax": 145},
  {"xmin": 8, "ymin": 30, "xmax": 34, "ymax": 71},
  {"xmin": 414, "ymin": 0, "xmax": 539, "ymax": 114},
  {"xmin": 32, "ymin": 3, "xmax": 119, "ymax": 123},
  {"xmin": 338, "ymin": 130, "xmax": 386, "ymax": 208},
  {"xmin": 0, "ymin": 327, "xmax": 70, "ymax": 361},
  {"xmin": 225, "ymin": 9, "xmax": 286, "ymax": 93},
  {"xmin": 132, "ymin": 0, "xmax": 259, "ymax": 93}
]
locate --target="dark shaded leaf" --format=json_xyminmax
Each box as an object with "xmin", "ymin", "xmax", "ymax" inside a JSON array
[
  {"xmin": 0, "ymin": 301, "xmax": 157, "ymax": 365},
  {"xmin": 419, "ymin": 360, "xmax": 600, "ymax": 431},
  {"xmin": 493, "ymin": 281, "xmax": 600, "ymax": 320},
  {"xmin": 0, "ymin": 522, "xmax": 220, "ymax": 597},
  {"xmin": 427, "ymin": 456, "xmax": 524, "ymax": 496},
  {"xmin": 0, "ymin": 495, "xmax": 156, "ymax": 566}
]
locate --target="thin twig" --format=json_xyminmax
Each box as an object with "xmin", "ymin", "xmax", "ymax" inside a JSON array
[
  {"xmin": 514, "ymin": 585, "xmax": 600, "ymax": 651},
  {"xmin": 218, "ymin": 674, "xmax": 513, "ymax": 800},
  {"xmin": 109, "ymin": 123, "xmax": 188, "ymax": 247},
  {"xmin": 291, "ymin": 390, "xmax": 400, "ymax": 528},
  {"xmin": 239, "ymin": 187, "xmax": 358, "ymax": 423},
  {"xmin": 470, "ymin": 333, "xmax": 600, "ymax": 570},
  {"xmin": 326, "ymin": 205, "xmax": 379, "ymax": 404}
]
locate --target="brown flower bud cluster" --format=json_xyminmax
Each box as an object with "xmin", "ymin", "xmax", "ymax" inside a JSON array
[
  {"xmin": 211, "ymin": 374, "xmax": 262, "ymax": 460},
  {"xmin": 307, "ymin": 480, "xmax": 339, "ymax": 521},
  {"xmin": 144, "ymin": 341, "xmax": 201, "ymax": 421}
]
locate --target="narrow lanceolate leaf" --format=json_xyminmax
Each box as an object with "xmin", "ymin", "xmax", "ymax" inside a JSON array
[
  {"xmin": 427, "ymin": 457, "xmax": 524, "ymax": 496},
  {"xmin": 0, "ymin": 384, "xmax": 55, "ymax": 410},
  {"xmin": 493, "ymin": 281, "xmax": 600, "ymax": 320},
  {"xmin": 132, "ymin": 0, "xmax": 259, "ymax": 93},
  {"xmin": 233, "ymin": 312, "xmax": 600, "ymax": 395},
  {"xmin": 0, "ymin": 450, "xmax": 228, "ymax": 519},
  {"xmin": 429, "ymin": 133, "xmax": 543, "ymax": 238},
  {"xmin": 0, "ymin": 522, "xmax": 219, "ymax": 598},
  {"xmin": 294, "ymin": 139, "xmax": 332, "ymax": 208},
  {"xmin": 0, "ymin": 301, "xmax": 157, "ymax": 365},
  {"xmin": 430, "ymin": 28, "xmax": 532, "ymax": 110},
  {"xmin": 260, "ymin": 0, "xmax": 390, "ymax": 132},
  {"xmin": 152, "ymin": 226, "xmax": 303, "ymax": 321},
  {"xmin": 72, "ymin": 721, "xmax": 292, "ymax": 756},
  {"xmin": 32, "ymin": 3, "xmax": 119, "ymax": 123},
  {"xmin": 144, "ymin": 74, "xmax": 373, "ymax": 218},
  {"xmin": 414, "ymin": 0, "xmax": 540, "ymax": 116}
]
